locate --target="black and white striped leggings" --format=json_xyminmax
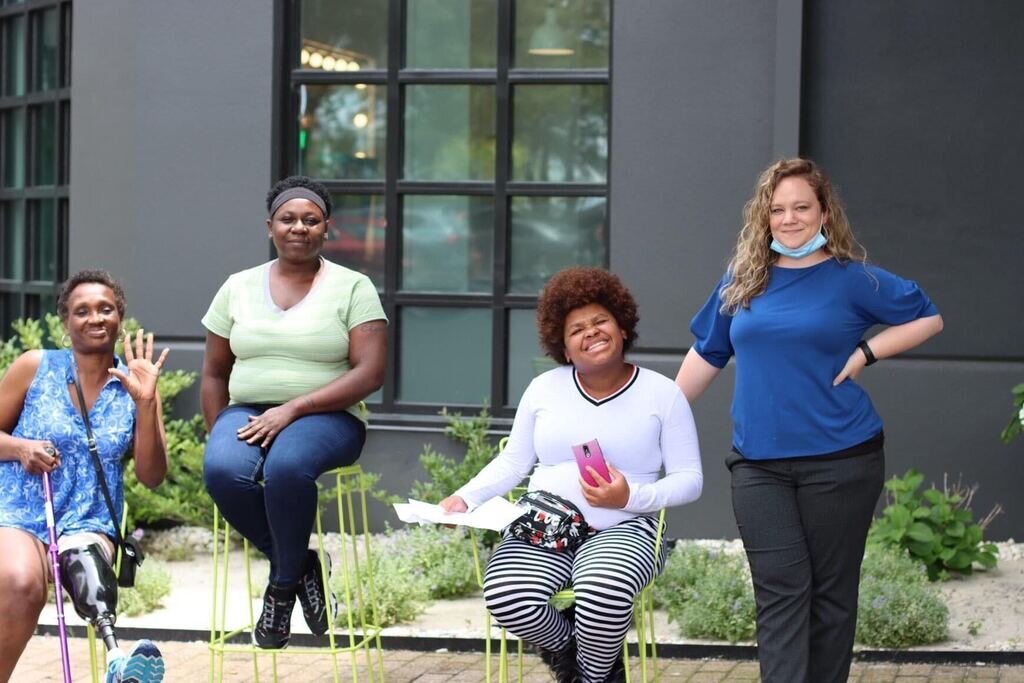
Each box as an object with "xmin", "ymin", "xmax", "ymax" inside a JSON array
[{"xmin": 483, "ymin": 515, "xmax": 666, "ymax": 683}]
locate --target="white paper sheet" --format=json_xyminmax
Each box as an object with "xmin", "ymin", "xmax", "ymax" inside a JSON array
[{"xmin": 394, "ymin": 496, "xmax": 525, "ymax": 532}]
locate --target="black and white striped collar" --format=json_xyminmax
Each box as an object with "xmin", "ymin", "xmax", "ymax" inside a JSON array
[{"xmin": 572, "ymin": 364, "xmax": 640, "ymax": 406}]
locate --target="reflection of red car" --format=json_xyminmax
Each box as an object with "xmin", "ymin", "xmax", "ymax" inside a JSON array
[{"xmin": 322, "ymin": 209, "xmax": 386, "ymax": 283}]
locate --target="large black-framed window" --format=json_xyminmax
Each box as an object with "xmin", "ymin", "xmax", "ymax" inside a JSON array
[
  {"xmin": 278, "ymin": 0, "xmax": 610, "ymax": 417},
  {"xmin": 0, "ymin": 0, "xmax": 70, "ymax": 333}
]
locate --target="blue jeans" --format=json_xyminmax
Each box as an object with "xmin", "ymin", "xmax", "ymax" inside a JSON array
[{"xmin": 203, "ymin": 405, "xmax": 366, "ymax": 585}]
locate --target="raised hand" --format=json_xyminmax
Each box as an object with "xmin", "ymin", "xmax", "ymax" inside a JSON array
[{"xmin": 108, "ymin": 329, "xmax": 170, "ymax": 402}]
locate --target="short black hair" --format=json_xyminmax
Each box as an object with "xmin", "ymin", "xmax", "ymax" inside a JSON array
[
  {"xmin": 56, "ymin": 270, "xmax": 127, "ymax": 322},
  {"xmin": 266, "ymin": 175, "xmax": 332, "ymax": 218}
]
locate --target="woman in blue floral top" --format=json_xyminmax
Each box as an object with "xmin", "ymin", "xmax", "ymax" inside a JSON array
[{"xmin": 0, "ymin": 271, "xmax": 169, "ymax": 683}]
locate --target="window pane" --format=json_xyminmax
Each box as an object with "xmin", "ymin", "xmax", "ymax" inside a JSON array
[
  {"xmin": 2, "ymin": 14, "xmax": 26, "ymax": 97},
  {"xmin": 1, "ymin": 201, "xmax": 24, "ymax": 279},
  {"xmin": 514, "ymin": 0, "xmax": 609, "ymax": 69},
  {"xmin": 406, "ymin": 0, "xmax": 496, "ymax": 69},
  {"xmin": 300, "ymin": 0, "xmax": 386, "ymax": 70},
  {"xmin": 399, "ymin": 307, "xmax": 491, "ymax": 404},
  {"xmin": 2, "ymin": 108, "xmax": 25, "ymax": 188},
  {"xmin": 323, "ymin": 194, "xmax": 386, "ymax": 286},
  {"xmin": 402, "ymin": 195, "xmax": 493, "ymax": 293},
  {"xmin": 0, "ymin": 292, "xmax": 20, "ymax": 334},
  {"xmin": 512, "ymin": 84, "xmax": 607, "ymax": 183},
  {"xmin": 508, "ymin": 196, "xmax": 607, "ymax": 294},
  {"xmin": 404, "ymin": 85, "xmax": 495, "ymax": 181},
  {"xmin": 25, "ymin": 292, "xmax": 55, "ymax": 321},
  {"xmin": 506, "ymin": 308, "xmax": 557, "ymax": 406},
  {"xmin": 29, "ymin": 103, "xmax": 55, "ymax": 186},
  {"xmin": 298, "ymin": 84, "xmax": 386, "ymax": 180},
  {"xmin": 30, "ymin": 7, "xmax": 59, "ymax": 92},
  {"xmin": 28, "ymin": 198, "xmax": 55, "ymax": 281}
]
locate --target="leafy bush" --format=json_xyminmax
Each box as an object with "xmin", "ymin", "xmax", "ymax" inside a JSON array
[
  {"xmin": 333, "ymin": 535, "xmax": 431, "ymax": 627},
  {"xmin": 124, "ymin": 414, "xmax": 212, "ymax": 529},
  {"xmin": 855, "ymin": 544, "xmax": 948, "ymax": 647},
  {"xmin": 1001, "ymin": 383, "xmax": 1024, "ymax": 444},
  {"xmin": 409, "ymin": 408, "xmax": 503, "ymax": 504},
  {"xmin": 402, "ymin": 524, "xmax": 482, "ymax": 599},
  {"xmin": 868, "ymin": 469, "xmax": 999, "ymax": 581},
  {"xmin": 330, "ymin": 524, "xmax": 484, "ymax": 627},
  {"xmin": 118, "ymin": 561, "xmax": 172, "ymax": 616},
  {"xmin": 656, "ymin": 543, "xmax": 756, "ymax": 643}
]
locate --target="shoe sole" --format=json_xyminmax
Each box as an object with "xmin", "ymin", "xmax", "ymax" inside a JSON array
[
  {"xmin": 250, "ymin": 630, "xmax": 290, "ymax": 650},
  {"xmin": 119, "ymin": 640, "xmax": 165, "ymax": 683}
]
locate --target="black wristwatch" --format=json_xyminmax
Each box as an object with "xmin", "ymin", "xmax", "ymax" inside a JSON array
[{"xmin": 857, "ymin": 340, "xmax": 877, "ymax": 366}]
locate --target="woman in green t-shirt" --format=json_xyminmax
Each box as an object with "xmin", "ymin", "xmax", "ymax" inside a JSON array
[{"xmin": 200, "ymin": 176, "xmax": 387, "ymax": 650}]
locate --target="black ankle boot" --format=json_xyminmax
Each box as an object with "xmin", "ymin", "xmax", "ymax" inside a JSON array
[
  {"xmin": 539, "ymin": 637, "xmax": 579, "ymax": 683},
  {"xmin": 604, "ymin": 656, "xmax": 627, "ymax": 683}
]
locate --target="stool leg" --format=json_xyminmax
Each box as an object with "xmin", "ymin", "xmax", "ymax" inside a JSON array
[
  {"xmin": 88, "ymin": 624, "xmax": 99, "ymax": 683},
  {"xmin": 356, "ymin": 485, "xmax": 385, "ymax": 683},
  {"xmin": 242, "ymin": 538, "xmax": 261, "ymax": 683},
  {"xmin": 314, "ymin": 505, "xmax": 342, "ymax": 683}
]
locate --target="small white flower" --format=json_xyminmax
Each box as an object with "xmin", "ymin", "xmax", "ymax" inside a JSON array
[{"xmin": 1018, "ymin": 405, "xmax": 1024, "ymax": 424}]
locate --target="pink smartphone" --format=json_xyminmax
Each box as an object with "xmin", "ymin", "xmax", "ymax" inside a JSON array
[{"xmin": 572, "ymin": 439, "xmax": 612, "ymax": 487}]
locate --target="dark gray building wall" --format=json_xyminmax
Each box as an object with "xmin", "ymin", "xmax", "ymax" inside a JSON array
[
  {"xmin": 70, "ymin": 0, "xmax": 276, "ymax": 374},
  {"xmin": 610, "ymin": 0, "xmax": 1024, "ymax": 541},
  {"xmin": 66, "ymin": 1, "xmax": 1024, "ymax": 540}
]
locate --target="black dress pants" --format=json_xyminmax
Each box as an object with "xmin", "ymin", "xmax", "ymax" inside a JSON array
[{"xmin": 727, "ymin": 448, "xmax": 884, "ymax": 683}]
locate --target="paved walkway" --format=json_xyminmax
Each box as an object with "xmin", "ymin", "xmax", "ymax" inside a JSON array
[{"xmin": 14, "ymin": 636, "xmax": 1024, "ymax": 682}]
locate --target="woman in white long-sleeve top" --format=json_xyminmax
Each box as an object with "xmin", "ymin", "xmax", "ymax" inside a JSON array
[{"xmin": 441, "ymin": 267, "xmax": 703, "ymax": 683}]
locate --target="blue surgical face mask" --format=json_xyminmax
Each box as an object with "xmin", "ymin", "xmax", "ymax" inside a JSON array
[{"xmin": 770, "ymin": 225, "xmax": 827, "ymax": 259}]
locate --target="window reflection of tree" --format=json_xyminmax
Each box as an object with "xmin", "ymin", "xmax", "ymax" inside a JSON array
[
  {"xmin": 301, "ymin": 85, "xmax": 382, "ymax": 180},
  {"xmin": 515, "ymin": 85, "xmax": 607, "ymax": 183}
]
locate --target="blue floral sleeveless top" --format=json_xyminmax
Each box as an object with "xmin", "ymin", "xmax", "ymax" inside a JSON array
[{"xmin": 0, "ymin": 349, "xmax": 135, "ymax": 544}]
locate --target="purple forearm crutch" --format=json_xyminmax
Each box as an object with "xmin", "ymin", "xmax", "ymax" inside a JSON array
[{"xmin": 43, "ymin": 469, "xmax": 73, "ymax": 683}]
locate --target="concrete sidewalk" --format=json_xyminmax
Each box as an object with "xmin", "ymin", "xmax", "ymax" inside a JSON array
[{"xmin": 15, "ymin": 636, "xmax": 1024, "ymax": 682}]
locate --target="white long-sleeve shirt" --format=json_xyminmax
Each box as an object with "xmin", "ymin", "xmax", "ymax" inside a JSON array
[{"xmin": 455, "ymin": 364, "xmax": 703, "ymax": 530}]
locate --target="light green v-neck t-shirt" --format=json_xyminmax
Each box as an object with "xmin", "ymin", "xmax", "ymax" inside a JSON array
[{"xmin": 201, "ymin": 259, "xmax": 386, "ymax": 420}]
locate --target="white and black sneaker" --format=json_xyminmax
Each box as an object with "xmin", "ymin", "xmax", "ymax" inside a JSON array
[{"xmin": 297, "ymin": 549, "xmax": 337, "ymax": 636}]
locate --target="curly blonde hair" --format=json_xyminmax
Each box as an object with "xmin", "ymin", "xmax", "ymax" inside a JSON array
[{"xmin": 720, "ymin": 158, "xmax": 866, "ymax": 313}]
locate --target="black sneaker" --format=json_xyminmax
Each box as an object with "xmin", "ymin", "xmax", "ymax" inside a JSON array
[
  {"xmin": 252, "ymin": 583, "xmax": 296, "ymax": 649},
  {"xmin": 297, "ymin": 549, "xmax": 337, "ymax": 636}
]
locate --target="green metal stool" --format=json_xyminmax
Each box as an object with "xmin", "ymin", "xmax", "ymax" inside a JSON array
[
  {"xmin": 208, "ymin": 464, "xmax": 384, "ymax": 682},
  {"xmin": 473, "ymin": 508, "xmax": 667, "ymax": 683}
]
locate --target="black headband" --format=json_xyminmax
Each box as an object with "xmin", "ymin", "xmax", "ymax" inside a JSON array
[{"xmin": 269, "ymin": 187, "xmax": 329, "ymax": 218}]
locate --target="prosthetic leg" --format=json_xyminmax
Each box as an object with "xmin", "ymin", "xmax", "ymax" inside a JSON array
[
  {"xmin": 58, "ymin": 543, "xmax": 165, "ymax": 683},
  {"xmin": 58, "ymin": 543, "xmax": 123, "ymax": 661}
]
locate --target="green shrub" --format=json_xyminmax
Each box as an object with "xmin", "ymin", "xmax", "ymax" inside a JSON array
[
  {"xmin": 409, "ymin": 408, "xmax": 503, "ymax": 505},
  {"xmin": 652, "ymin": 543, "xmax": 719, "ymax": 610},
  {"xmin": 124, "ymin": 413, "xmax": 213, "ymax": 530},
  {"xmin": 333, "ymin": 537, "xmax": 431, "ymax": 627},
  {"xmin": 118, "ymin": 562, "xmax": 172, "ymax": 616},
  {"xmin": 1001, "ymin": 382, "xmax": 1024, "ymax": 444},
  {"xmin": 868, "ymin": 469, "xmax": 999, "ymax": 581},
  {"xmin": 855, "ymin": 545, "xmax": 948, "ymax": 647},
  {"xmin": 658, "ymin": 543, "xmax": 756, "ymax": 643},
  {"xmin": 403, "ymin": 525, "xmax": 482, "ymax": 599}
]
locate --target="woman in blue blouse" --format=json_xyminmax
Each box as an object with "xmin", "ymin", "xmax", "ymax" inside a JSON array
[
  {"xmin": 0, "ymin": 270, "xmax": 168, "ymax": 683},
  {"xmin": 675, "ymin": 158, "xmax": 943, "ymax": 683}
]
